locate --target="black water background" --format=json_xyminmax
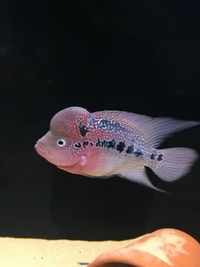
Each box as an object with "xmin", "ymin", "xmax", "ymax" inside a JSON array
[{"xmin": 1, "ymin": 0, "xmax": 200, "ymax": 241}]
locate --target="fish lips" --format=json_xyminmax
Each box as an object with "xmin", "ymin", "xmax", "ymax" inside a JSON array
[
  {"xmin": 34, "ymin": 142, "xmax": 53, "ymax": 159},
  {"xmin": 34, "ymin": 141, "xmax": 80, "ymax": 167}
]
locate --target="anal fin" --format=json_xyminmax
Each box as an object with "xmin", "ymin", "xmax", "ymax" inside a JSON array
[{"xmin": 119, "ymin": 167, "xmax": 165, "ymax": 193}]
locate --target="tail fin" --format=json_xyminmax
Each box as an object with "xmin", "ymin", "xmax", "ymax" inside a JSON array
[{"xmin": 152, "ymin": 147, "xmax": 198, "ymax": 182}]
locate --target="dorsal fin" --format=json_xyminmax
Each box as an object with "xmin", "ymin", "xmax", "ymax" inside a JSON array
[{"xmin": 105, "ymin": 110, "xmax": 200, "ymax": 147}]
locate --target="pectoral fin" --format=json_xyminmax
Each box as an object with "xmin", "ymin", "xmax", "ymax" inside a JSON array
[{"xmin": 119, "ymin": 167, "xmax": 165, "ymax": 193}]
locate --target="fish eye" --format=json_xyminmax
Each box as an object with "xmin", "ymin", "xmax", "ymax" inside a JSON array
[{"xmin": 56, "ymin": 138, "xmax": 67, "ymax": 147}]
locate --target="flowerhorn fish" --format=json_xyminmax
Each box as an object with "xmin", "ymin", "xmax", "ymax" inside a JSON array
[{"xmin": 35, "ymin": 107, "xmax": 199, "ymax": 192}]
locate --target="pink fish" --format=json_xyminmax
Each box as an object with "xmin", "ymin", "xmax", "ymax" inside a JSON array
[{"xmin": 35, "ymin": 106, "xmax": 199, "ymax": 192}]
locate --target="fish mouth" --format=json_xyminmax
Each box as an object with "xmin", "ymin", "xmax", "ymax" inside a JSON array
[
  {"xmin": 35, "ymin": 142, "xmax": 80, "ymax": 167},
  {"xmin": 34, "ymin": 142, "xmax": 53, "ymax": 159}
]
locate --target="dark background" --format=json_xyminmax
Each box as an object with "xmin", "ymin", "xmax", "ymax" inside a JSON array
[{"xmin": 1, "ymin": 0, "xmax": 200, "ymax": 241}]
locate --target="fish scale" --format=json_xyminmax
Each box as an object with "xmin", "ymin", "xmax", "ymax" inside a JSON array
[{"xmin": 86, "ymin": 114, "xmax": 156, "ymax": 163}]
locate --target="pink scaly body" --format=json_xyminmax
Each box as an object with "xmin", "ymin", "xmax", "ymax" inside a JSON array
[{"xmin": 35, "ymin": 106, "xmax": 199, "ymax": 192}]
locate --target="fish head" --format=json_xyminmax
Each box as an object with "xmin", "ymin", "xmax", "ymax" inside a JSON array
[{"xmin": 34, "ymin": 106, "xmax": 90, "ymax": 168}]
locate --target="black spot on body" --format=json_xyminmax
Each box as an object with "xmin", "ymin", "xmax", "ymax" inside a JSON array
[
  {"xmin": 106, "ymin": 139, "xmax": 116, "ymax": 149},
  {"xmin": 100, "ymin": 119, "xmax": 109, "ymax": 126},
  {"xmin": 157, "ymin": 154, "xmax": 163, "ymax": 161},
  {"xmin": 96, "ymin": 138, "xmax": 101, "ymax": 147},
  {"xmin": 134, "ymin": 149, "xmax": 143, "ymax": 158},
  {"xmin": 90, "ymin": 142, "xmax": 93, "ymax": 146},
  {"xmin": 116, "ymin": 141, "xmax": 126, "ymax": 153},
  {"xmin": 150, "ymin": 153, "xmax": 156, "ymax": 160},
  {"xmin": 102, "ymin": 140, "xmax": 108, "ymax": 147},
  {"xmin": 74, "ymin": 142, "xmax": 82, "ymax": 148},
  {"xmin": 95, "ymin": 138, "xmax": 116, "ymax": 149},
  {"xmin": 83, "ymin": 141, "xmax": 89, "ymax": 147},
  {"xmin": 126, "ymin": 145, "xmax": 134, "ymax": 154},
  {"xmin": 78, "ymin": 124, "xmax": 89, "ymax": 137}
]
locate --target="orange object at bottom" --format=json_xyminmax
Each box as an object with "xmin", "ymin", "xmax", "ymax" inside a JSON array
[{"xmin": 88, "ymin": 228, "xmax": 200, "ymax": 267}]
